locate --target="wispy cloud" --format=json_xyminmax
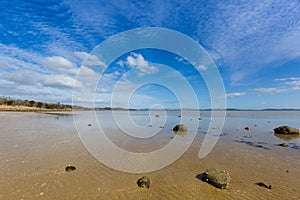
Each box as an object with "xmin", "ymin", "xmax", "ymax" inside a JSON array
[
  {"xmin": 196, "ymin": 65, "xmax": 207, "ymax": 71},
  {"xmin": 226, "ymin": 92, "xmax": 246, "ymax": 97},
  {"xmin": 251, "ymin": 76, "xmax": 300, "ymax": 94},
  {"xmin": 251, "ymin": 87, "xmax": 288, "ymax": 94}
]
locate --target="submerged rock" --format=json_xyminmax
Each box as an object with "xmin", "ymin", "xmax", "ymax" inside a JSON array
[
  {"xmin": 279, "ymin": 143, "xmax": 289, "ymax": 147},
  {"xmin": 137, "ymin": 176, "xmax": 150, "ymax": 189},
  {"xmin": 155, "ymin": 114, "xmax": 160, "ymax": 117},
  {"xmin": 88, "ymin": 124, "xmax": 92, "ymax": 126},
  {"xmin": 274, "ymin": 126, "xmax": 300, "ymax": 135},
  {"xmin": 173, "ymin": 124, "xmax": 188, "ymax": 136},
  {"xmin": 202, "ymin": 168, "xmax": 230, "ymax": 189},
  {"xmin": 65, "ymin": 165, "xmax": 76, "ymax": 172}
]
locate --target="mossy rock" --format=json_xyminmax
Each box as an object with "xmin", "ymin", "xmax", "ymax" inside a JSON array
[
  {"xmin": 202, "ymin": 168, "xmax": 230, "ymax": 189},
  {"xmin": 274, "ymin": 126, "xmax": 300, "ymax": 135},
  {"xmin": 137, "ymin": 176, "xmax": 150, "ymax": 189}
]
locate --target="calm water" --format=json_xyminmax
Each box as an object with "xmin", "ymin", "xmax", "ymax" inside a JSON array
[{"xmin": 54, "ymin": 110, "xmax": 300, "ymax": 151}]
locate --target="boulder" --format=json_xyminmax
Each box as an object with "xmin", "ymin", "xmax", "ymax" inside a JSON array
[
  {"xmin": 137, "ymin": 176, "xmax": 150, "ymax": 189},
  {"xmin": 274, "ymin": 126, "xmax": 300, "ymax": 135},
  {"xmin": 202, "ymin": 168, "xmax": 230, "ymax": 189}
]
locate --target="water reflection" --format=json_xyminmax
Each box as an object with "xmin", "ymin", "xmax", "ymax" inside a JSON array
[{"xmin": 274, "ymin": 133, "xmax": 300, "ymax": 141}]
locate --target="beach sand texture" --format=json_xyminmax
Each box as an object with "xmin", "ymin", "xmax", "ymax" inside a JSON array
[{"xmin": 0, "ymin": 111, "xmax": 299, "ymax": 199}]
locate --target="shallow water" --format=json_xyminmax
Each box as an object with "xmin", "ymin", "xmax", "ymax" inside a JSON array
[{"xmin": 0, "ymin": 111, "xmax": 299, "ymax": 199}]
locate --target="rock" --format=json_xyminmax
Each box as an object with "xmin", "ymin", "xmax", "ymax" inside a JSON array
[
  {"xmin": 173, "ymin": 124, "xmax": 188, "ymax": 136},
  {"xmin": 88, "ymin": 124, "xmax": 92, "ymax": 126},
  {"xmin": 178, "ymin": 115, "xmax": 181, "ymax": 117},
  {"xmin": 155, "ymin": 114, "xmax": 159, "ymax": 117},
  {"xmin": 148, "ymin": 124, "xmax": 152, "ymax": 127},
  {"xmin": 274, "ymin": 126, "xmax": 300, "ymax": 135},
  {"xmin": 65, "ymin": 165, "xmax": 76, "ymax": 172},
  {"xmin": 256, "ymin": 182, "xmax": 272, "ymax": 190},
  {"xmin": 279, "ymin": 143, "xmax": 289, "ymax": 147},
  {"xmin": 137, "ymin": 176, "xmax": 150, "ymax": 189},
  {"xmin": 159, "ymin": 126, "xmax": 164, "ymax": 128},
  {"xmin": 245, "ymin": 126, "xmax": 251, "ymax": 131},
  {"xmin": 202, "ymin": 168, "xmax": 230, "ymax": 189}
]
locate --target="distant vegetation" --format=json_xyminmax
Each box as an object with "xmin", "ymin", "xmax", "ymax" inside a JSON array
[{"xmin": 0, "ymin": 97, "xmax": 73, "ymax": 111}]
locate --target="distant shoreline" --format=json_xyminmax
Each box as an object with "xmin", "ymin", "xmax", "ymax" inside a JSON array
[{"xmin": 1, "ymin": 104, "xmax": 300, "ymax": 112}]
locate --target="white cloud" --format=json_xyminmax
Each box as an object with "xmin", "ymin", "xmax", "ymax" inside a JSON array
[
  {"xmin": 196, "ymin": 65, "xmax": 207, "ymax": 71},
  {"xmin": 119, "ymin": 53, "xmax": 159, "ymax": 77},
  {"xmin": 226, "ymin": 92, "xmax": 246, "ymax": 97},
  {"xmin": 103, "ymin": 70, "xmax": 120, "ymax": 79},
  {"xmin": 42, "ymin": 56, "xmax": 78, "ymax": 75},
  {"xmin": 74, "ymin": 51, "xmax": 106, "ymax": 67},
  {"xmin": 41, "ymin": 74, "xmax": 79, "ymax": 89}
]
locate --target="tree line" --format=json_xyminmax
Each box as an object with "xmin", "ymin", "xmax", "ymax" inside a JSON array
[{"xmin": 0, "ymin": 97, "xmax": 72, "ymax": 110}]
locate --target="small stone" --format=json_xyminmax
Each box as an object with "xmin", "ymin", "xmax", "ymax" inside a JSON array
[
  {"xmin": 88, "ymin": 124, "xmax": 92, "ymax": 126},
  {"xmin": 159, "ymin": 126, "xmax": 164, "ymax": 128},
  {"xmin": 148, "ymin": 124, "xmax": 152, "ymax": 127},
  {"xmin": 202, "ymin": 168, "xmax": 230, "ymax": 189},
  {"xmin": 137, "ymin": 176, "xmax": 150, "ymax": 189},
  {"xmin": 65, "ymin": 165, "xmax": 76, "ymax": 172},
  {"xmin": 279, "ymin": 143, "xmax": 288, "ymax": 147},
  {"xmin": 155, "ymin": 115, "xmax": 159, "ymax": 117},
  {"xmin": 245, "ymin": 126, "xmax": 251, "ymax": 131}
]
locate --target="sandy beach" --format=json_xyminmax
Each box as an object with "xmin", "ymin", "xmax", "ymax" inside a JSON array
[{"xmin": 0, "ymin": 111, "xmax": 299, "ymax": 200}]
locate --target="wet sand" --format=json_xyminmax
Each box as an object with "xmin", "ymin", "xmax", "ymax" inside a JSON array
[{"xmin": 0, "ymin": 111, "xmax": 299, "ymax": 199}]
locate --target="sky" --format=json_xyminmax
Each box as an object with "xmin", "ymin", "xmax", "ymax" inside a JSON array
[{"xmin": 0, "ymin": 0, "xmax": 300, "ymax": 109}]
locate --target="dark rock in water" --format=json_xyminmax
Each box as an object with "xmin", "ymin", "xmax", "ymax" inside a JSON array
[
  {"xmin": 65, "ymin": 165, "xmax": 76, "ymax": 172},
  {"xmin": 155, "ymin": 114, "xmax": 159, "ymax": 117},
  {"xmin": 244, "ymin": 126, "xmax": 251, "ymax": 131},
  {"xmin": 148, "ymin": 124, "xmax": 152, "ymax": 127},
  {"xmin": 173, "ymin": 124, "xmax": 188, "ymax": 136},
  {"xmin": 202, "ymin": 168, "xmax": 230, "ymax": 189},
  {"xmin": 274, "ymin": 126, "xmax": 300, "ymax": 135},
  {"xmin": 178, "ymin": 115, "xmax": 181, "ymax": 117},
  {"xmin": 198, "ymin": 117, "xmax": 202, "ymax": 120},
  {"xmin": 137, "ymin": 176, "xmax": 150, "ymax": 189},
  {"xmin": 88, "ymin": 124, "xmax": 92, "ymax": 126},
  {"xmin": 159, "ymin": 126, "xmax": 164, "ymax": 128},
  {"xmin": 256, "ymin": 182, "xmax": 272, "ymax": 190},
  {"xmin": 279, "ymin": 143, "xmax": 289, "ymax": 147}
]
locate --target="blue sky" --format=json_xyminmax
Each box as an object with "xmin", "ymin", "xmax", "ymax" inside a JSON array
[{"xmin": 1, "ymin": 0, "xmax": 300, "ymax": 109}]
